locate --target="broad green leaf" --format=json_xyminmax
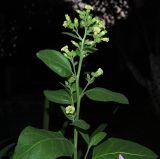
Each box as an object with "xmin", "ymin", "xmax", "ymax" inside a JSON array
[
  {"xmin": 85, "ymin": 87, "xmax": 129, "ymax": 104},
  {"xmin": 36, "ymin": 49, "xmax": 72, "ymax": 77},
  {"xmin": 72, "ymin": 119, "xmax": 90, "ymax": 130},
  {"xmin": 92, "ymin": 138, "xmax": 158, "ymax": 159},
  {"xmin": 44, "ymin": 89, "xmax": 71, "ymax": 104},
  {"xmin": 91, "ymin": 123, "xmax": 107, "ymax": 138},
  {"xmin": 62, "ymin": 32, "xmax": 80, "ymax": 40},
  {"xmin": 44, "ymin": 89, "xmax": 82, "ymax": 104},
  {"xmin": 79, "ymin": 131, "xmax": 90, "ymax": 144},
  {"xmin": 13, "ymin": 126, "xmax": 74, "ymax": 159},
  {"xmin": 90, "ymin": 132, "xmax": 106, "ymax": 146}
]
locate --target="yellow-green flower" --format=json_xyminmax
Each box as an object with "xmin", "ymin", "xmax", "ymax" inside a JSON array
[
  {"xmin": 102, "ymin": 37, "xmax": 109, "ymax": 42},
  {"xmin": 91, "ymin": 68, "xmax": 103, "ymax": 77},
  {"xmin": 84, "ymin": 4, "xmax": 94, "ymax": 10},
  {"xmin": 74, "ymin": 18, "xmax": 79, "ymax": 27},
  {"xmin": 64, "ymin": 14, "xmax": 73, "ymax": 29},
  {"xmin": 65, "ymin": 14, "xmax": 71, "ymax": 22},
  {"xmin": 93, "ymin": 26, "xmax": 101, "ymax": 35},
  {"xmin": 61, "ymin": 45, "xmax": 69, "ymax": 53},
  {"xmin": 63, "ymin": 21, "xmax": 68, "ymax": 28},
  {"xmin": 65, "ymin": 105, "xmax": 75, "ymax": 114}
]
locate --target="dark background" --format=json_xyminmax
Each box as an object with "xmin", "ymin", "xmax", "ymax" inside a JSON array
[{"xmin": 0, "ymin": 0, "xmax": 160, "ymax": 156}]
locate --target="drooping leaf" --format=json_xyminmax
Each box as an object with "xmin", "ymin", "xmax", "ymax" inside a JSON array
[
  {"xmin": 13, "ymin": 126, "xmax": 74, "ymax": 159},
  {"xmin": 85, "ymin": 87, "xmax": 129, "ymax": 104},
  {"xmin": 90, "ymin": 132, "xmax": 106, "ymax": 146},
  {"xmin": 36, "ymin": 49, "xmax": 72, "ymax": 77},
  {"xmin": 72, "ymin": 119, "xmax": 90, "ymax": 130},
  {"xmin": 92, "ymin": 138, "xmax": 158, "ymax": 159},
  {"xmin": 44, "ymin": 89, "xmax": 71, "ymax": 104},
  {"xmin": 62, "ymin": 32, "xmax": 80, "ymax": 40},
  {"xmin": 91, "ymin": 123, "xmax": 107, "ymax": 138}
]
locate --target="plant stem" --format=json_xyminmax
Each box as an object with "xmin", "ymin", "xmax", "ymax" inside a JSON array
[
  {"xmin": 84, "ymin": 145, "xmax": 91, "ymax": 159},
  {"xmin": 74, "ymin": 55, "xmax": 83, "ymax": 159},
  {"xmin": 81, "ymin": 76, "xmax": 95, "ymax": 97},
  {"xmin": 74, "ymin": 26, "xmax": 87, "ymax": 159}
]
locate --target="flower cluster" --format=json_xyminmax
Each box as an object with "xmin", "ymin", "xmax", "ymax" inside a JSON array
[
  {"xmin": 61, "ymin": 4, "xmax": 109, "ymax": 59},
  {"xmin": 70, "ymin": 0, "xmax": 130, "ymax": 28}
]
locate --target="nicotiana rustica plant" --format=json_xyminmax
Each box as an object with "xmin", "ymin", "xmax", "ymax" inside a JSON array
[{"xmin": 12, "ymin": 4, "xmax": 158, "ymax": 159}]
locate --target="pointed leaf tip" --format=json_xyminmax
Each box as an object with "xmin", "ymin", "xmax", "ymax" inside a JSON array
[{"xmin": 85, "ymin": 87, "xmax": 129, "ymax": 104}]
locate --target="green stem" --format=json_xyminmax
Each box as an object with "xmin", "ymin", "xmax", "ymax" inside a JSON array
[
  {"xmin": 74, "ymin": 55, "xmax": 83, "ymax": 159},
  {"xmin": 81, "ymin": 76, "xmax": 95, "ymax": 97},
  {"xmin": 74, "ymin": 26, "xmax": 87, "ymax": 159},
  {"xmin": 84, "ymin": 145, "xmax": 91, "ymax": 159}
]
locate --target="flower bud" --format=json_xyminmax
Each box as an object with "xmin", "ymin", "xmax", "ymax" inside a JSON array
[
  {"xmin": 84, "ymin": 4, "xmax": 94, "ymax": 10},
  {"xmin": 96, "ymin": 68, "xmax": 103, "ymax": 76},
  {"xmin": 102, "ymin": 37, "xmax": 109, "ymax": 42},
  {"xmin": 65, "ymin": 105, "xmax": 75, "ymax": 115},
  {"xmin": 91, "ymin": 68, "xmax": 103, "ymax": 77},
  {"xmin": 63, "ymin": 21, "xmax": 68, "ymax": 28},
  {"xmin": 74, "ymin": 18, "xmax": 79, "ymax": 27},
  {"xmin": 65, "ymin": 14, "xmax": 73, "ymax": 29},
  {"xmin": 99, "ymin": 30, "xmax": 107, "ymax": 37},
  {"xmin": 93, "ymin": 26, "xmax": 101, "ymax": 35},
  {"xmin": 65, "ymin": 14, "xmax": 71, "ymax": 22},
  {"xmin": 71, "ymin": 40, "xmax": 79, "ymax": 48},
  {"xmin": 61, "ymin": 45, "xmax": 69, "ymax": 53}
]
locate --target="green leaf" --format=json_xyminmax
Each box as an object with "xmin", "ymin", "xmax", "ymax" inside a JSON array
[
  {"xmin": 13, "ymin": 126, "xmax": 74, "ymax": 159},
  {"xmin": 44, "ymin": 89, "xmax": 71, "ymax": 104},
  {"xmin": 36, "ymin": 49, "xmax": 72, "ymax": 77},
  {"xmin": 79, "ymin": 131, "xmax": 90, "ymax": 144},
  {"xmin": 85, "ymin": 87, "xmax": 129, "ymax": 104},
  {"xmin": 92, "ymin": 138, "xmax": 158, "ymax": 159},
  {"xmin": 84, "ymin": 46, "xmax": 98, "ymax": 53},
  {"xmin": 91, "ymin": 123, "xmax": 107, "ymax": 138},
  {"xmin": 90, "ymin": 132, "xmax": 106, "ymax": 146},
  {"xmin": 72, "ymin": 119, "xmax": 90, "ymax": 130},
  {"xmin": 62, "ymin": 32, "xmax": 80, "ymax": 40}
]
